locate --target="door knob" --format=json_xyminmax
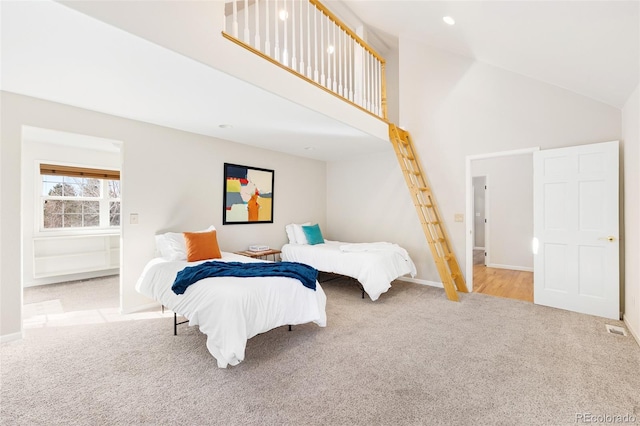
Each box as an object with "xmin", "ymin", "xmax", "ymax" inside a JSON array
[{"xmin": 599, "ymin": 236, "xmax": 616, "ymax": 242}]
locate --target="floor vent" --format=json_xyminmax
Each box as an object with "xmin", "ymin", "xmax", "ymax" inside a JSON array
[{"xmin": 605, "ymin": 324, "xmax": 627, "ymax": 336}]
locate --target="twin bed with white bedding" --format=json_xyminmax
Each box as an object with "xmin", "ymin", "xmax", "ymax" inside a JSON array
[
  {"xmin": 282, "ymin": 240, "xmax": 417, "ymax": 301},
  {"xmin": 136, "ymin": 223, "xmax": 414, "ymax": 367},
  {"xmin": 136, "ymin": 252, "xmax": 326, "ymax": 368}
]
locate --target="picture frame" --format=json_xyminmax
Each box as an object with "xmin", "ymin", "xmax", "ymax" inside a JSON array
[{"xmin": 223, "ymin": 163, "xmax": 274, "ymax": 224}]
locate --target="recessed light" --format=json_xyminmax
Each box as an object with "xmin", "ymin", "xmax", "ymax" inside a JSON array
[
  {"xmin": 443, "ymin": 16, "xmax": 455, "ymax": 26},
  {"xmin": 218, "ymin": 124, "xmax": 233, "ymax": 129},
  {"xmin": 304, "ymin": 146, "xmax": 315, "ymax": 151},
  {"xmin": 279, "ymin": 10, "xmax": 288, "ymax": 21}
]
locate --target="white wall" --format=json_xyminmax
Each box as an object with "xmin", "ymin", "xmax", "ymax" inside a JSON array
[
  {"xmin": 472, "ymin": 155, "xmax": 533, "ymax": 271},
  {"xmin": 1, "ymin": 91, "xmax": 327, "ymax": 338},
  {"xmin": 21, "ymin": 136, "xmax": 121, "ymax": 287},
  {"xmin": 623, "ymin": 84, "xmax": 640, "ymax": 343},
  {"xmin": 327, "ymin": 39, "xmax": 621, "ymax": 285}
]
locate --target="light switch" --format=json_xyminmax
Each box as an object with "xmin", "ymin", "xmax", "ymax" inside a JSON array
[
  {"xmin": 454, "ymin": 214, "xmax": 464, "ymax": 223},
  {"xmin": 130, "ymin": 213, "xmax": 139, "ymax": 225}
]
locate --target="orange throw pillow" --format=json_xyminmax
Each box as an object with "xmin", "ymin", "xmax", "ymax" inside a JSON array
[{"xmin": 183, "ymin": 230, "xmax": 222, "ymax": 262}]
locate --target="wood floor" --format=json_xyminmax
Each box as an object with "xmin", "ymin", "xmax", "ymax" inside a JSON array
[{"xmin": 472, "ymin": 250, "xmax": 533, "ymax": 302}]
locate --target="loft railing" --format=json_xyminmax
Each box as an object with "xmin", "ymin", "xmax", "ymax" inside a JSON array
[{"xmin": 222, "ymin": 0, "xmax": 387, "ymax": 120}]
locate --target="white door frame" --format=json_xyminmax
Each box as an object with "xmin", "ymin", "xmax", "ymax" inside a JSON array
[{"xmin": 465, "ymin": 147, "xmax": 540, "ymax": 291}]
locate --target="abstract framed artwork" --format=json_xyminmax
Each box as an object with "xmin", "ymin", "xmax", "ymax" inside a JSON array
[{"xmin": 223, "ymin": 163, "xmax": 274, "ymax": 224}]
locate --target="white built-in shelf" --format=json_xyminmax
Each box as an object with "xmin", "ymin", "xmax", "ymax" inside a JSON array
[{"xmin": 33, "ymin": 233, "xmax": 120, "ymax": 279}]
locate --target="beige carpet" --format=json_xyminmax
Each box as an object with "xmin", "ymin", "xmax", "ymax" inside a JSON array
[{"xmin": 2, "ymin": 276, "xmax": 639, "ymax": 425}]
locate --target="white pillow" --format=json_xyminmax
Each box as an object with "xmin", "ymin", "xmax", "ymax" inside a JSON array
[
  {"xmin": 285, "ymin": 224, "xmax": 297, "ymax": 244},
  {"xmin": 292, "ymin": 222, "xmax": 311, "ymax": 245},
  {"xmin": 156, "ymin": 225, "xmax": 215, "ymax": 260}
]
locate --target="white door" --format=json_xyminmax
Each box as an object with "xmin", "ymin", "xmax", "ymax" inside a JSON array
[{"xmin": 533, "ymin": 141, "xmax": 619, "ymax": 319}]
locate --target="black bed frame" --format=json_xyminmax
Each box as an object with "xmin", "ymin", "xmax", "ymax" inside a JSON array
[
  {"xmin": 317, "ymin": 272, "xmax": 366, "ymax": 299},
  {"xmin": 171, "ymin": 311, "xmax": 292, "ymax": 335}
]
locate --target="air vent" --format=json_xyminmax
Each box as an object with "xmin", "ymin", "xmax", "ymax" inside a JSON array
[{"xmin": 605, "ymin": 324, "xmax": 627, "ymax": 336}]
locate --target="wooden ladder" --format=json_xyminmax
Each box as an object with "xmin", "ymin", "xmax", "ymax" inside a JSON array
[{"xmin": 388, "ymin": 124, "xmax": 468, "ymax": 301}]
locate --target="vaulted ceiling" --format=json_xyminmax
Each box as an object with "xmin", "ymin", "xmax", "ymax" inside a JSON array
[{"xmin": 342, "ymin": 0, "xmax": 639, "ymax": 108}]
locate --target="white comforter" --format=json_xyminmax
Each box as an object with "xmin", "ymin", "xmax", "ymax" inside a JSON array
[
  {"xmin": 135, "ymin": 252, "xmax": 327, "ymax": 368},
  {"xmin": 281, "ymin": 240, "xmax": 417, "ymax": 301}
]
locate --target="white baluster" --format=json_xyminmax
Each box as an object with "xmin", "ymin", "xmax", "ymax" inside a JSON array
[
  {"xmin": 306, "ymin": 1, "xmax": 312, "ymax": 78},
  {"xmin": 244, "ymin": 0, "xmax": 250, "ymax": 43},
  {"xmin": 338, "ymin": 27, "xmax": 343, "ymax": 97},
  {"xmin": 332, "ymin": 23, "xmax": 337, "ymax": 92},
  {"xmin": 348, "ymin": 36, "xmax": 353, "ymax": 101},
  {"xmin": 354, "ymin": 43, "xmax": 362, "ymax": 106},
  {"xmin": 299, "ymin": 0, "xmax": 304, "ymax": 73},
  {"xmin": 377, "ymin": 59, "xmax": 382, "ymax": 116},
  {"xmin": 265, "ymin": 0, "xmax": 271, "ymax": 56},
  {"xmin": 282, "ymin": 1, "xmax": 288, "ymax": 66},
  {"xmin": 343, "ymin": 31, "xmax": 348, "ymax": 98},
  {"xmin": 369, "ymin": 53, "xmax": 374, "ymax": 113},
  {"xmin": 313, "ymin": 6, "xmax": 323, "ymax": 83},
  {"xmin": 326, "ymin": 16, "xmax": 332, "ymax": 90},
  {"xmin": 318, "ymin": 9, "xmax": 323, "ymax": 85},
  {"xmin": 291, "ymin": 0, "xmax": 296, "ymax": 71},
  {"xmin": 367, "ymin": 53, "xmax": 372, "ymax": 112},
  {"xmin": 370, "ymin": 55, "xmax": 375, "ymax": 114},
  {"xmin": 373, "ymin": 57, "xmax": 378, "ymax": 115},
  {"xmin": 232, "ymin": 0, "xmax": 239, "ymax": 38},
  {"xmin": 254, "ymin": 0, "xmax": 261, "ymax": 50},
  {"xmin": 366, "ymin": 50, "xmax": 371, "ymax": 111},
  {"xmin": 274, "ymin": 0, "xmax": 280, "ymax": 62}
]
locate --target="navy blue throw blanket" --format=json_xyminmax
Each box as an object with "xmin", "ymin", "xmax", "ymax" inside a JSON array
[{"xmin": 172, "ymin": 261, "xmax": 318, "ymax": 295}]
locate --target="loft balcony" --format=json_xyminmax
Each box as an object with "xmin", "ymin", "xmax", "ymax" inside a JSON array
[{"xmin": 223, "ymin": 0, "xmax": 387, "ymax": 120}]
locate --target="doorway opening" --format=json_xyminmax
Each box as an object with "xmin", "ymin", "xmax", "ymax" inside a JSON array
[
  {"xmin": 20, "ymin": 126, "xmax": 123, "ymax": 331},
  {"xmin": 472, "ymin": 176, "xmax": 487, "ymax": 268},
  {"xmin": 465, "ymin": 147, "xmax": 539, "ymax": 303}
]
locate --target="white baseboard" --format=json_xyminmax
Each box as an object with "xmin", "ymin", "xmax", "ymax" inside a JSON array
[
  {"xmin": 121, "ymin": 302, "xmax": 161, "ymax": 315},
  {"xmin": 0, "ymin": 331, "xmax": 23, "ymax": 344},
  {"xmin": 397, "ymin": 276, "xmax": 443, "ymax": 288},
  {"xmin": 24, "ymin": 269, "xmax": 119, "ymax": 287},
  {"xmin": 623, "ymin": 315, "xmax": 640, "ymax": 347},
  {"xmin": 487, "ymin": 263, "xmax": 534, "ymax": 272}
]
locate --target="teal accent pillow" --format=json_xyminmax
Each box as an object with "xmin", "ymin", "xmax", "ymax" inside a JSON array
[{"xmin": 302, "ymin": 224, "xmax": 325, "ymax": 245}]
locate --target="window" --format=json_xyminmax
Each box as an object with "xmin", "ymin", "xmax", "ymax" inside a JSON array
[{"xmin": 40, "ymin": 164, "xmax": 120, "ymax": 230}]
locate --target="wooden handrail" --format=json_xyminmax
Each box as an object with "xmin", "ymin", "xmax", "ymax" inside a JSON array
[{"xmin": 307, "ymin": 0, "xmax": 385, "ymax": 65}]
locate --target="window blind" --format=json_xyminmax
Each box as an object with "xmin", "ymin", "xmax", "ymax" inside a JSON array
[{"xmin": 40, "ymin": 164, "xmax": 120, "ymax": 180}]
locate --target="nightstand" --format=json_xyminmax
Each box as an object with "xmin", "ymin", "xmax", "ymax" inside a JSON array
[{"xmin": 234, "ymin": 249, "xmax": 282, "ymax": 261}]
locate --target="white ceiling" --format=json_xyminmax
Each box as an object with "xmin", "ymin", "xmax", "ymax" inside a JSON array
[{"xmin": 342, "ymin": 0, "xmax": 639, "ymax": 108}]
